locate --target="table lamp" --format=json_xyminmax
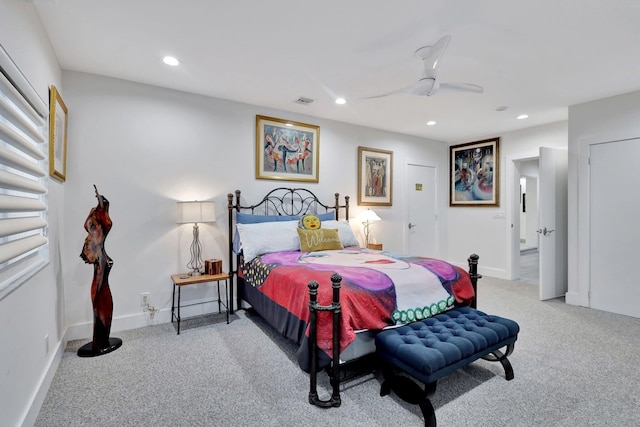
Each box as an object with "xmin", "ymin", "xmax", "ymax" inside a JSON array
[
  {"xmin": 177, "ymin": 201, "xmax": 216, "ymax": 276},
  {"xmin": 359, "ymin": 209, "xmax": 381, "ymax": 247}
]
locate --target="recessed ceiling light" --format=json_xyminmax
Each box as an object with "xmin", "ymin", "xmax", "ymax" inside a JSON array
[
  {"xmin": 426, "ymin": 120, "xmax": 437, "ymax": 126},
  {"xmin": 335, "ymin": 97, "xmax": 346, "ymax": 105},
  {"xmin": 516, "ymin": 114, "xmax": 529, "ymax": 120},
  {"xmin": 162, "ymin": 56, "xmax": 180, "ymax": 66}
]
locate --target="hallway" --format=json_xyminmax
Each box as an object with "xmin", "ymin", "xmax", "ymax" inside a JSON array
[{"xmin": 519, "ymin": 249, "xmax": 539, "ymax": 285}]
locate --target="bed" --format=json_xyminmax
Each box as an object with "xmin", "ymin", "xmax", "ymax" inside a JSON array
[{"xmin": 227, "ymin": 188, "xmax": 480, "ymax": 376}]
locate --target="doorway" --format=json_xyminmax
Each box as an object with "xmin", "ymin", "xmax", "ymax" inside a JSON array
[
  {"xmin": 406, "ymin": 163, "xmax": 437, "ymax": 257},
  {"xmin": 516, "ymin": 159, "xmax": 540, "ymax": 285},
  {"xmin": 509, "ymin": 148, "xmax": 568, "ymax": 299}
]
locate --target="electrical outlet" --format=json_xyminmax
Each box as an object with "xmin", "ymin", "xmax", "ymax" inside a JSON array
[
  {"xmin": 140, "ymin": 292, "xmax": 150, "ymax": 306},
  {"xmin": 44, "ymin": 334, "xmax": 49, "ymax": 355}
]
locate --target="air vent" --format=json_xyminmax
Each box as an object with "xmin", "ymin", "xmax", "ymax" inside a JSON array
[{"xmin": 294, "ymin": 96, "xmax": 315, "ymax": 105}]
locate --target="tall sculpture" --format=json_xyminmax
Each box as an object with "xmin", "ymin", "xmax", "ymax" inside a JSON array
[{"xmin": 77, "ymin": 185, "xmax": 122, "ymax": 357}]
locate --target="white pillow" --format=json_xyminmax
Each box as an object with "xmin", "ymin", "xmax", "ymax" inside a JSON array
[
  {"xmin": 322, "ymin": 220, "xmax": 360, "ymax": 247},
  {"xmin": 236, "ymin": 220, "xmax": 300, "ymax": 262}
]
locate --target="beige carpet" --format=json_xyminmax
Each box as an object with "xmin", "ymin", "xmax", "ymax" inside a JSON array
[{"xmin": 35, "ymin": 276, "xmax": 640, "ymax": 426}]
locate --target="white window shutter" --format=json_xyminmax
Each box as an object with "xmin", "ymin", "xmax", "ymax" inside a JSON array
[{"xmin": 0, "ymin": 45, "xmax": 49, "ymax": 301}]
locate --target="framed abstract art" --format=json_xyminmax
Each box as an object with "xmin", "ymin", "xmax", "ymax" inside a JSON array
[
  {"xmin": 357, "ymin": 146, "xmax": 393, "ymax": 206},
  {"xmin": 256, "ymin": 115, "xmax": 319, "ymax": 183},
  {"xmin": 450, "ymin": 137, "xmax": 500, "ymax": 206}
]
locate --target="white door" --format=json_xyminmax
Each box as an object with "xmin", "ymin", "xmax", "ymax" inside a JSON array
[
  {"xmin": 589, "ymin": 138, "xmax": 639, "ymax": 317},
  {"xmin": 406, "ymin": 164, "xmax": 437, "ymax": 257},
  {"xmin": 538, "ymin": 147, "xmax": 568, "ymax": 300}
]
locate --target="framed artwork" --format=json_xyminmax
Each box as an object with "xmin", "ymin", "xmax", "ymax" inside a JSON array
[
  {"xmin": 256, "ymin": 115, "xmax": 319, "ymax": 183},
  {"xmin": 357, "ymin": 146, "xmax": 393, "ymax": 206},
  {"xmin": 49, "ymin": 85, "xmax": 68, "ymax": 182},
  {"xmin": 450, "ymin": 137, "xmax": 500, "ymax": 206}
]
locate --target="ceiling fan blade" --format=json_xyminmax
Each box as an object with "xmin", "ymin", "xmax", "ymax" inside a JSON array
[
  {"xmin": 364, "ymin": 78, "xmax": 435, "ymax": 99},
  {"xmin": 439, "ymin": 82, "xmax": 484, "ymax": 94},
  {"xmin": 416, "ymin": 35, "xmax": 451, "ymax": 79},
  {"xmin": 365, "ymin": 35, "xmax": 482, "ymax": 99}
]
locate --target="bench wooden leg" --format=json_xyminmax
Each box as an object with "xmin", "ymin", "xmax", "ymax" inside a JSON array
[
  {"xmin": 380, "ymin": 362, "xmax": 438, "ymax": 426},
  {"xmin": 419, "ymin": 399, "xmax": 437, "ymax": 427},
  {"xmin": 480, "ymin": 343, "xmax": 516, "ymax": 380},
  {"xmin": 378, "ymin": 343, "xmax": 517, "ymax": 426}
]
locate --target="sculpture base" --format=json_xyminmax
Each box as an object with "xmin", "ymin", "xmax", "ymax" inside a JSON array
[{"xmin": 77, "ymin": 337, "xmax": 122, "ymax": 357}]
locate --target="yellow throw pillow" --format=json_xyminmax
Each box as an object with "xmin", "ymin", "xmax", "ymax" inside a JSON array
[{"xmin": 297, "ymin": 228, "xmax": 344, "ymax": 252}]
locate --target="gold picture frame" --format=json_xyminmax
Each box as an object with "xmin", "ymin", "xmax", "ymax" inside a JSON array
[
  {"xmin": 256, "ymin": 115, "xmax": 319, "ymax": 183},
  {"xmin": 449, "ymin": 137, "xmax": 500, "ymax": 206},
  {"xmin": 49, "ymin": 85, "xmax": 68, "ymax": 182},
  {"xmin": 357, "ymin": 146, "xmax": 393, "ymax": 206}
]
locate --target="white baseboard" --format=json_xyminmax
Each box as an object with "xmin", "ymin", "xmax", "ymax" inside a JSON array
[
  {"xmin": 477, "ymin": 266, "xmax": 509, "ymax": 280},
  {"xmin": 21, "ymin": 333, "xmax": 66, "ymax": 427},
  {"xmin": 66, "ymin": 308, "xmax": 171, "ymax": 341},
  {"xmin": 565, "ymin": 291, "xmax": 588, "ymax": 307},
  {"xmin": 449, "ymin": 259, "xmax": 508, "ymax": 281},
  {"xmin": 66, "ymin": 301, "xmax": 224, "ymax": 341}
]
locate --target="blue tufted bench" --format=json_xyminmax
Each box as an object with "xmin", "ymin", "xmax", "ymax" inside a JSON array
[{"xmin": 375, "ymin": 306, "xmax": 520, "ymax": 427}]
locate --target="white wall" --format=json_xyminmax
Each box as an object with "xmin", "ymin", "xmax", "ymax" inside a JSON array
[
  {"xmin": 567, "ymin": 90, "xmax": 640, "ymax": 308},
  {"xmin": 60, "ymin": 71, "xmax": 450, "ymax": 337},
  {"xmin": 445, "ymin": 121, "xmax": 568, "ymax": 278},
  {"xmin": 0, "ymin": 2, "xmax": 64, "ymax": 427}
]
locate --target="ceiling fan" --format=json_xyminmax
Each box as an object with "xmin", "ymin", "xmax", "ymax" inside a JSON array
[{"xmin": 366, "ymin": 35, "xmax": 483, "ymax": 98}]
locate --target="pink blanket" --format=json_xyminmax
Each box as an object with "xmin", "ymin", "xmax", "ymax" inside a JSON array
[{"xmin": 241, "ymin": 248, "xmax": 475, "ymax": 358}]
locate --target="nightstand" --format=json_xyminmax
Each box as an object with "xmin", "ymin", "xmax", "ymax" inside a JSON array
[
  {"xmin": 368, "ymin": 243, "xmax": 383, "ymax": 250},
  {"xmin": 171, "ymin": 272, "xmax": 229, "ymax": 334}
]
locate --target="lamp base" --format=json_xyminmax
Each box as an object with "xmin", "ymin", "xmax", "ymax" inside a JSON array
[{"xmin": 189, "ymin": 270, "xmax": 202, "ymax": 276}]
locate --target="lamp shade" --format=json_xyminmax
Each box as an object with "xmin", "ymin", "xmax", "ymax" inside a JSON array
[
  {"xmin": 177, "ymin": 201, "xmax": 216, "ymax": 224},
  {"xmin": 359, "ymin": 209, "xmax": 381, "ymax": 222}
]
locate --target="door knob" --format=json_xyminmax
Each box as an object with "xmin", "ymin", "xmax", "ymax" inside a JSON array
[
  {"xmin": 536, "ymin": 227, "xmax": 555, "ymax": 236},
  {"xmin": 408, "ymin": 222, "xmax": 417, "ymax": 229}
]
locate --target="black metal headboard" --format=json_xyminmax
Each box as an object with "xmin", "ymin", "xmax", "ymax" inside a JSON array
[
  {"xmin": 226, "ymin": 187, "xmax": 350, "ymax": 312},
  {"xmin": 229, "ymin": 187, "xmax": 348, "ymax": 218}
]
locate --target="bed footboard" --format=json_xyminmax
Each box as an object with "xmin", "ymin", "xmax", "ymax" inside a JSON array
[
  {"xmin": 307, "ymin": 273, "xmax": 342, "ymax": 408},
  {"xmin": 468, "ymin": 253, "xmax": 481, "ymax": 308},
  {"xmin": 306, "ymin": 255, "xmax": 481, "ymax": 407}
]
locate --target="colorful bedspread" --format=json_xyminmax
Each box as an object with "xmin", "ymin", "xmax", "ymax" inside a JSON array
[{"xmin": 241, "ymin": 248, "xmax": 475, "ymax": 365}]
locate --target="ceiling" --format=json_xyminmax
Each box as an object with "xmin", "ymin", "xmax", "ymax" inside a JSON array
[{"xmin": 32, "ymin": 0, "xmax": 640, "ymax": 143}]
